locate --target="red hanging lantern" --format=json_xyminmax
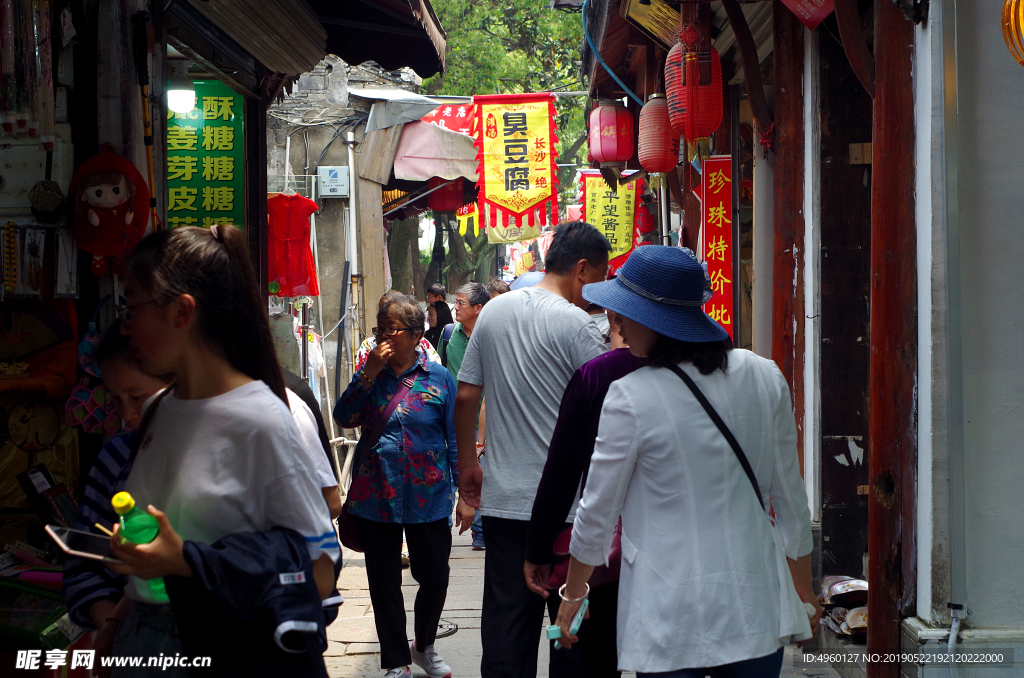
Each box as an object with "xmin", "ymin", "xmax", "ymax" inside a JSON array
[
  {"xmin": 427, "ymin": 176, "xmax": 464, "ymax": 212},
  {"xmin": 588, "ymin": 100, "xmax": 633, "ymax": 168},
  {"xmin": 665, "ymin": 25, "xmax": 723, "ymax": 163},
  {"xmin": 637, "ymin": 94, "xmax": 679, "ymax": 187}
]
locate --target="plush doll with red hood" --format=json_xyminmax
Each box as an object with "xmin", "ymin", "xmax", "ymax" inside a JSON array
[{"xmin": 68, "ymin": 144, "xmax": 150, "ymax": 276}]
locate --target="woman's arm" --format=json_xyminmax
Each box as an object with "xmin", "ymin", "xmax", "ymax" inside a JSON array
[
  {"xmin": 442, "ymin": 369, "xmax": 459, "ymax": 488},
  {"xmin": 567, "ymin": 381, "xmax": 641, "ymax": 568},
  {"xmin": 767, "ymin": 363, "xmax": 814, "ymax": 560},
  {"xmin": 551, "ymin": 556, "xmax": 597, "ymax": 648},
  {"xmin": 65, "ymin": 436, "xmax": 133, "ymax": 629},
  {"xmin": 477, "ymin": 397, "xmax": 486, "ymax": 448},
  {"xmin": 768, "ymin": 364, "xmax": 818, "ymax": 642},
  {"xmin": 332, "ymin": 371, "xmax": 374, "ymax": 428},
  {"xmin": 322, "ymin": 486, "xmax": 342, "ymax": 520},
  {"xmin": 788, "ymin": 553, "xmax": 821, "ymax": 643},
  {"xmin": 312, "ymin": 553, "xmax": 335, "ymax": 600},
  {"xmin": 524, "ymin": 371, "xmax": 599, "ymax": 594}
]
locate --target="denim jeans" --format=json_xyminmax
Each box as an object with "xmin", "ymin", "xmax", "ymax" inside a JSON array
[
  {"xmin": 636, "ymin": 647, "xmax": 784, "ymax": 678},
  {"xmin": 110, "ymin": 601, "xmax": 190, "ymax": 678}
]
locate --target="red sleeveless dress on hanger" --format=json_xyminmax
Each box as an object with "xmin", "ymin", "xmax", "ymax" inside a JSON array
[{"xmin": 267, "ymin": 193, "xmax": 320, "ymax": 296}]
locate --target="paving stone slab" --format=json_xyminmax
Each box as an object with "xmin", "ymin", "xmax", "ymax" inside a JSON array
[
  {"xmin": 324, "ymin": 640, "xmax": 348, "ymax": 657},
  {"xmin": 345, "ymin": 642, "xmax": 381, "ymax": 656},
  {"xmin": 325, "ymin": 654, "xmax": 379, "ymax": 678},
  {"xmin": 328, "ymin": 615, "xmax": 380, "ymax": 644}
]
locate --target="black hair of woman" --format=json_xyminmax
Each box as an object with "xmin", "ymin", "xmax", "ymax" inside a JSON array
[
  {"xmin": 647, "ymin": 335, "xmax": 733, "ymax": 375},
  {"xmin": 126, "ymin": 225, "xmax": 287, "ymax": 403},
  {"xmin": 424, "ymin": 300, "xmax": 453, "ymax": 348}
]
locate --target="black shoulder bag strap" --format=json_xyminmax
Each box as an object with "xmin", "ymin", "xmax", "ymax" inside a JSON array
[
  {"xmin": 666, "ymin": 365, "xmax": 765, "ymax": 512},
  {"xmin": 439, "ymin": 323, "xmax": 455, "ymax": 367},
  {"xmin": 114, "ymin": 386, "xmax": 173, "ymax": 489}
]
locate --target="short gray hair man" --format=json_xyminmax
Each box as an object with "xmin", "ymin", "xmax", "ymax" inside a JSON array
[{"xmin": 457, "ymin": 282, "xmax": 490, "ymax": 308}]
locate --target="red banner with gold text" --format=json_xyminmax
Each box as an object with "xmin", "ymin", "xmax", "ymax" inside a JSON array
[{"xmin": 701, "ymin": 156, "xmax": 734, "ymax": 339}]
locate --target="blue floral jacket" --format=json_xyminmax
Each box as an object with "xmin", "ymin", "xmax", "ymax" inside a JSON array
[{"xmin": 334, "ymin": 347, "xmax": 458, "ymax": 524}]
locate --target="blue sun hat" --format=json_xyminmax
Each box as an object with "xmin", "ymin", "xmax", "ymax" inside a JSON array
[
  {"xmin": 582, "ymin": 245, "xmax": 729, "ymax": 343},
  {"xmin": 510, "ymin": 270, "xmax": 544, "ymax": 290}
]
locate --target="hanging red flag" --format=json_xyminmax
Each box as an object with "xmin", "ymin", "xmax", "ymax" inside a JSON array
[
  {"xmin": 420, "ymin": 102, "xmax": 476, "ymax": 136},
  {"xmin": 779, "ymin": 0, "xmax": 835, "ymax": 30}
]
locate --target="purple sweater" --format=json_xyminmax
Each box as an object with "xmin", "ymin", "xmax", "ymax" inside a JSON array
[{"xmin": 526, "ymin": 348, "xmax": 644, "ymax": 565}]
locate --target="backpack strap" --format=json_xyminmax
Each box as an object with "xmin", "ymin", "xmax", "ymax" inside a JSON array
[
  {"xmin": 666, "ymin": 364, "xmax": 765, "ymax": 512},
  {"xmin": 439, "ymin": 323, "xmax": 456, "ymax": 367}
]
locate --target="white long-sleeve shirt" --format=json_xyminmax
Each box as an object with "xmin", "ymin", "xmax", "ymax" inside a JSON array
[{"xmin": 569, "ymin": 349, "xmax": 813, "ymax": 672}]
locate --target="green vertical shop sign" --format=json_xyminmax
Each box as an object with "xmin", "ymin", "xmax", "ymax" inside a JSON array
[{"xmin": 165, "ymin": 80, "xmax": 245, "ymax": 230}]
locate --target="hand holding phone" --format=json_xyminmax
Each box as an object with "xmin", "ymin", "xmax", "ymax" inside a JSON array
[
  {"xmin": 45, "ymin": 524, "xmax": 124, "ymax": 564},
  {"xmin": 547, "ymin": 598, "xmax": 589, "ymax": 650}
]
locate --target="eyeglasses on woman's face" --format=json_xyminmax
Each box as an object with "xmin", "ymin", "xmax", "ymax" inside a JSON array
[
  {"xmin": 372, "ymin": 326, "xmax": 414, "ymax": 338},
  {"xmin": 117, "ymin": 299, "xmax": 158, "ymax": 324}
]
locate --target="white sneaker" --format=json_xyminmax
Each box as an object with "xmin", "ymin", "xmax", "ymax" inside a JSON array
[
  {"xmin": 410, "ymin": 643, "xmax": 452, "ymax": 678},
  {"xmin": 384, "ymin": 668, "xmax": 411, "ymax": 678}
]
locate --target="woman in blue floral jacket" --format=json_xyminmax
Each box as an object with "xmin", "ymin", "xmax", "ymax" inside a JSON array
[{"xmin": 335, "ymin": 294, "xmax": 471, "ymax": 678}]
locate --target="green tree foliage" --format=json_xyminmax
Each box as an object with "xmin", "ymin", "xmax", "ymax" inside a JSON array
[{"xmin": 425, "ymin": 0, "xmax": 588, "ymax": 205}]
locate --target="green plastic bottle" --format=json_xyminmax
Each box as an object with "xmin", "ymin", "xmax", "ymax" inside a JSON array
[{"xmin": 111, "ymin": 491, "xmax": 169, "ymax": 603}]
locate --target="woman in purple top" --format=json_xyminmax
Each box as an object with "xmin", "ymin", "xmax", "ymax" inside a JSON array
[{"xmin": 524, "ymin": 320, "xmax": 645, "ymax": 678}]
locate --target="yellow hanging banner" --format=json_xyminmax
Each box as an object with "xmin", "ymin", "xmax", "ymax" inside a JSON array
[
  {"xmin": 473, "ymin": 93, "xmax": 559, "ymax": 243},
  {"xmin": 582, "ymin": 171, "xmax": 636, "ymax": 260},
  {"xmin": 457, "ymin": 203, "xmax": 478, "ymax": 237}
]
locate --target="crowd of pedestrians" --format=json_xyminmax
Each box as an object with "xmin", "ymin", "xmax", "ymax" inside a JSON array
[{"xmin": 62, "ymin": 220, "xmax": 816, "ymax": 678}]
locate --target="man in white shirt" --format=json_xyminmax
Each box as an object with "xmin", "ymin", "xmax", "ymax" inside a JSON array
[{"xmin": 455, "ymin": 221, "xmax": 610, "ymax": 678}]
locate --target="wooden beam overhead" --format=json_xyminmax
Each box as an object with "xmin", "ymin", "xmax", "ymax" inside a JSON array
[
  {"xmin": 834, "ymin": 0, "xmax": 876, "ymax": 98},
  {"xmin": 721, "ymin": 0, "xmax": 773, "ymax": 139}
]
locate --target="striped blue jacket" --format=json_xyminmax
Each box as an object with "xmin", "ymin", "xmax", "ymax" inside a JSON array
[{"xmin": 62, "ymin": 433, "xmax": 133, "ymax": 629}]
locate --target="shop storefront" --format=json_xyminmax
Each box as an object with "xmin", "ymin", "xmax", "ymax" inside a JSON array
[{"xmin": 0, "ymin": 0, "xmax": 445, "ymax": 669}]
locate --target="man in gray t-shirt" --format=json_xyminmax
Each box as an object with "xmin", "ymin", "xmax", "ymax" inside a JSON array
[{"xmin": 455, "ymin": 221, "xmax": 609, "ymax": 678}]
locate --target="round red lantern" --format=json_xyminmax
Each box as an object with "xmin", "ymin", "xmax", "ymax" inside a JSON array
[
  {"xmin": 665, "ymin": 26, "xmax": 723, "ymax": 162},
  {"xmin": 427, "ymin": 176, "xmax": 464, "ymax": 212},
  {"xmin": 638, "ymin": 94, "xmax": 679, "ymax": 180},
  {"xmin": 588, "ymin": 100, "xmax": 634, "ymax": 168}
]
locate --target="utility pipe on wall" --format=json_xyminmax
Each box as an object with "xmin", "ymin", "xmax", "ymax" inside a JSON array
[
  {"xmin": 346, "ymin": 131, "xmax": 359, "ymax": 278},
  {"xmin": 658, "ymin": 185, "xmax": 671, "ymax": 245}
]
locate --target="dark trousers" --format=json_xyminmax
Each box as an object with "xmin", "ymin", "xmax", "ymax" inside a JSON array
[
  {"xmin": 583, "ymin": 580, "xmax": 620, "ymax": 678},
  {"xmin": 637, "ymin": 648, "xmax": 785, "ymax": 678},
  {"xmin": 357, "ymin": 517, "xmax": 452, "ymax": 669},
  {"xmin": 480, "ymin": 516, "xmax": 583, "ymax": 678}
]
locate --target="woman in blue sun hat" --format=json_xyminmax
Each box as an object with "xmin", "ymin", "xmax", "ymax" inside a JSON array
[{"xmin": 549, "ymin": 246, "xmax": 819, "ymax": 678}]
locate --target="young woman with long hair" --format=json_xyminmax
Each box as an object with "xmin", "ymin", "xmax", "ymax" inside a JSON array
[{"xmin": 107, "ymin": 225, "xmax": 338, "ymax": 672}]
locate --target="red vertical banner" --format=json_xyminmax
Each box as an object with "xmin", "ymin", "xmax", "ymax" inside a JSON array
[{"xmin": 701, "ymin": 156, "xmax": 734, "ymax": 339}]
